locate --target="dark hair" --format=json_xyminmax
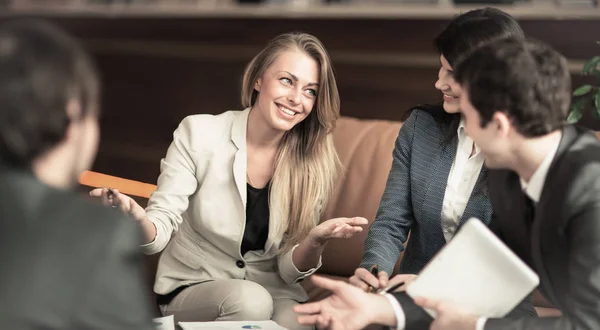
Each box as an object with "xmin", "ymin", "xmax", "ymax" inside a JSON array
[
  {"xmin": 435, "ymin": 7, "xmax": 524, "ymax": 68},
  {"xmin": 406, "ymin": 8, "xmax": 524, "ymax": 145},
  {"xmin": 455, "ymin": 37, "xmax": 570, "ymax": 137},
  {"xmin": 0, "ymin": 19, "xmax": 100, "ymax": 168}
]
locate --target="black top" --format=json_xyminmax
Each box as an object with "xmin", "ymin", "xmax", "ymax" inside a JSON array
[
  {"xmin": 242, "ymin": 182, "xmax": 270, "ymax": 256},
  {"xmin": 157, "ymin": 182, "xmax": 271, "ymax": 306}
]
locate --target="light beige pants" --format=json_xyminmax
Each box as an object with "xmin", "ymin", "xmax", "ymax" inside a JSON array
[{"xmin": 160, "ymin": 279, "xmax": 313, "ymax": 330}]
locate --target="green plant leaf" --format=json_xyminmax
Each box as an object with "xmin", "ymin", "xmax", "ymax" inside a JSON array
[
  {"xmin": 583, "ymin": 56, "xmax": 600, "ymax": 74},
  {"xmin": 593, "ymin": 108, "xmax": 600, "ymax": 120},
  {"xmin": 568, "ymin": 99, "xmax": 585, "ymax": 123},
  {"xmin": 573, "ymin": 84, "xmax": 594, "ymax": 96},
  {"xmin": 596, "ymin": 91, "xmax": 600, "ymax": 113}
]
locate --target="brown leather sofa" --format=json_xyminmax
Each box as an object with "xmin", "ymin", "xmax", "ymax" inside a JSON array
[{"xmin": 80, "ymin": 115, "xmax": 562, "ymax": 319}]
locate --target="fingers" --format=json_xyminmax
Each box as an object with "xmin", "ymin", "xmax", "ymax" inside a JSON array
[
  {"xmin": 332, "ymin": 224, "xmax": 363, "ymax": 238},
  {"xmin": 316, "ymin": 314, "xmax": 332, "ymax": 330},
  {"xmin": 388, "ymin": 274, "xmax": 416, "ymax": 292},
  {"xmin": 310, "ymin": 274, "xmax": 352, "ymax": 296},
  {"xmin": 297, "ymin": 314, "xmax": 319, "ymax": 326},
  {"xmin": 349, "ymin": 268, "xmax": 379, "ymax": 291},
  {"xmin": 297, "ymin": 314, "xmax": 332, "ymax": 330},
  {"xmin": 89, "ymin": 188, "xmax": 112, "ymax": 207},
  {"xmin": 89, "ymin": 187, "xmax": 137, "ymax": 213},
  {"xmin": 331, "ymin": 223, "xmax": 345, "ymax": 234},
  {"xmin": 294, "ymin": 301, "xmax": 322, "ymax": 315},
  {"xmin": 378, "ymin": 271, "xmax": 390, "ymax": 289},
  {"xmin": 89, "ymin": 188, "xmax": 104, "ymax": 197},
  {"xmin": 109, "ymin": 189, "xmax": 129, "ymax": 212},
  {"xmin": 348, "ymin": 274, "xmax": 369, "ymax": 291},
  {"xmin": 294, "ymin": 302, "xmax": 329, "ymax": 329},
  {"xmin": 345, "ymin": 217, "xmax": 369, "ymax": 226},
  {"xmin": 102, "ymin": 188, "xmax": 113, "ymax": 207}
]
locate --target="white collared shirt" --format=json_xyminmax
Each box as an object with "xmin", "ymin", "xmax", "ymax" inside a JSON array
[
  {"xmin": 519, "ymin": 140, "xmax": 560, "ymax": 203},
  {"xmin": 441, "ymin": 118, "xmax": 485, "ymax": 241}
]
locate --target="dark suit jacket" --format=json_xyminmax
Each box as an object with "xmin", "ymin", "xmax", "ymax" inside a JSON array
[
  {"xmin": 485, "ymin": 125, "xmax": 600, "ymax": 329},
  {"xmin": 0, "ymin": 165, "xmax": 153, "ymax": 330}
]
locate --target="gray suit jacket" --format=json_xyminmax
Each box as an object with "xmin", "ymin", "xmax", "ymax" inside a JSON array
[
  {"xmin": 360, "ymin": 108, "xmax": 492, "ymax": 275},
  {"xmin": 0, "ymin": 165, "xmax": 153, "ymax": 329}
]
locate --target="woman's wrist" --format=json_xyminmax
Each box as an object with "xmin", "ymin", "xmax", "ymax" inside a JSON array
[
  {"xmin": 140, "ymin": 217, "xmax": 157, "ymax": 244},
  {"xmin": 306, "ymin": 230, "xmax": 327, "ymax": 248}
]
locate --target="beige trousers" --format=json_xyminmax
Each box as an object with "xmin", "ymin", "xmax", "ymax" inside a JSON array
[{"xmin": 160, "ymin": 279, "xmax": 313, "ymax": 330}]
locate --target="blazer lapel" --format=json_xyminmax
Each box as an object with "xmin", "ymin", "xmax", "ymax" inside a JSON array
[
  {"xmin": 531, "ymin": 125, "xmax": 578, "ymax": 306},
  {"xmin": 231, "ymin": 108, "xmax": 251, "ymax": 207},
  {"xmin": 459, "ymin": 165, "xmax": 490, "ymax": 227},
  {"xmin": 425, "ymin": 136, "xmax": 458, "ymax": 235}
]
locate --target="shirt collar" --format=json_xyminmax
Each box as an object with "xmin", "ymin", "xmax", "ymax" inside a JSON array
[
  {"xmin": 519, "ymin": 139, "xmax": 560, "ymax": 203},
  {"xmin": 457, "ymin": 117, "xmax": 481, "ymax": 154}
]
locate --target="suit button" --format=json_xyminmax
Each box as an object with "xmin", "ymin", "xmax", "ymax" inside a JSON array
[{"xmin": 236, "ymin": 260, "xmax": 245, "ymax": 268}]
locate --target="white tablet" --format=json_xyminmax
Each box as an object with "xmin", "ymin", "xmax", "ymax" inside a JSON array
[{"xmin": 406, "ymin": 218, "xmax": 539, "ymax": 318}]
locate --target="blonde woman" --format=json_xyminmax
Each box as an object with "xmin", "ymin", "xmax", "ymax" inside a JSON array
[{"xmin": 90, "ymin": 32, "xmax": 367, "ymax": 329}]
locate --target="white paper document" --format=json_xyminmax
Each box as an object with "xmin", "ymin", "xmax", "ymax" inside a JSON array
[
  {"xmin": 152, "ymin": 315, "xmax": 175, "ymax": 330},
  {"xmin": 179, "ymin": 320, "xmax": 289, "ymax": 330},
  {"xmin": 406, "ymin": 218, "xmax": 539, "ymax": 318}
]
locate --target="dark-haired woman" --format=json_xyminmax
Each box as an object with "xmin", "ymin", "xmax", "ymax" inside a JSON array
[{"xmin": 350, "ymin": 10, "xmax": 533, "ymax": 315}]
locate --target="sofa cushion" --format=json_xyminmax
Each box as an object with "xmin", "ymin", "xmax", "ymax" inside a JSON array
[{"xmin": 318, "ymin": 116, "xmax": 403, "ymax": 277}]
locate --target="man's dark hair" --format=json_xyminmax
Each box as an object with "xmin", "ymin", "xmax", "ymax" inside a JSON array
[
  {"xmin": 0, "ymin": 19, "xmax": 100, "ymax": 168},
  {"xmin": 454, "ymin": 37, "xmax": 571, "ymax": 137}
]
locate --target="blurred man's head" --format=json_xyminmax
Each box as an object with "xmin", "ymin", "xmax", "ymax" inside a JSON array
[
  {"xmin": 452, "ymin": 37, "xmax": 571, "ymax": 169},
  {"xmin": 0, "ymin": 19, "xmax": 100, "ymax": 187}
]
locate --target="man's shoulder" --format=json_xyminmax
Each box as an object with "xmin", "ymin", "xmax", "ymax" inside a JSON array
[
  {"xmin": 550, "ymin": 127, "xmax": 600, "ymax": 204},
  {"xmin": 0, "ymin": 177, "xmax": 138, "ymax": 248},
  {"xmin": 0, "ymin": 189, "xmax": 149, "ymax": 330},
  {"xmin": 557, "ymin": 126, "xmax": 600, "ymax": 178}
]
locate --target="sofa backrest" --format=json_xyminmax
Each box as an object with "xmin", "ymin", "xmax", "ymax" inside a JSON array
[{"xmin": 318, "ymin": 116, "xmax": 403, "ymax": 277}]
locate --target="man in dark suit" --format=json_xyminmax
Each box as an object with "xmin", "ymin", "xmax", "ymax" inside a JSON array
[
  {"xmin": 414, "ymin": 36, "xmax": 600, "ymax": 330},
  {"xmin": 294, "ymin": 38, "xmax": 600, "ymax": 330},
  {"xmin": 0, "ymin": 20, "xmax": 153, "ymax": 329}
]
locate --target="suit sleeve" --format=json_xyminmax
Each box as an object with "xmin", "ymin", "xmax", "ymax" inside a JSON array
[
  {"xmin": 359, "ymin": 110, "xmax": 419, "ymax": 275},
  {"xmin": 486, "ymin": 202, "xmax": 600, "ymax": 330},
  {"xmin": 277, "ymin": 244, "xmax": 321, "ymax": 284},
  {"xmin": 391, "ymin": 291, "xmax": 433, "ymax": 330},
  {"xmin": 72, "ymin": 217, "xmax": 154, "ymax": 330},
  {"xmin": 143, "ymin": 115, "xmax": 205, "ymax": 255}
]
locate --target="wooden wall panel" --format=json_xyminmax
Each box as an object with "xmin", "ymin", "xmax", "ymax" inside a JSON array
[{"xmin": 0, "ymin": 14, "xmax": 597, "ymax": 182}]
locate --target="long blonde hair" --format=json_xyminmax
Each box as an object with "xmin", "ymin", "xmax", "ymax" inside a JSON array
[{"xmin": 241, "ymin": 32, "xmax": 340, "ymax": 252}]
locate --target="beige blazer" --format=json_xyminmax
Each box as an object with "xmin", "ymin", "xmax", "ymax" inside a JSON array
[{"xmin": 141, "ymin": 108, "xmax": 320, "ymax": 302}]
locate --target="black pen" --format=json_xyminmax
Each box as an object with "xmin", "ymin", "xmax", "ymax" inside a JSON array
[
  {"xmin": 376, "ymin": 281, "xmax": 406, "ymax": 295},
  {"xmin": 366, "ymin": 264, "xmax": 379, "ymax": 293},
  {"xmin": 106, "ymin": 187, "xmax": 118, "ymax": 208}
]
